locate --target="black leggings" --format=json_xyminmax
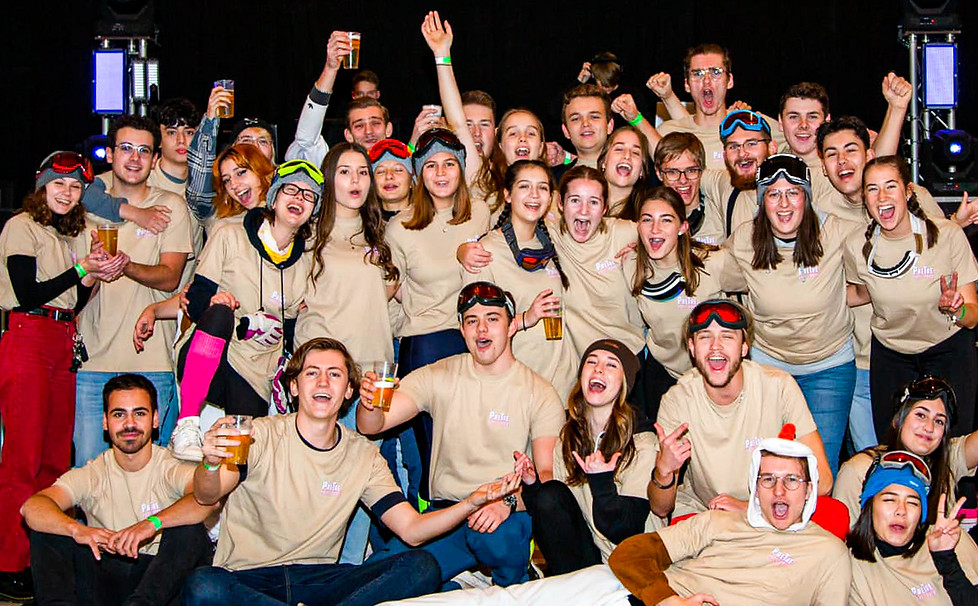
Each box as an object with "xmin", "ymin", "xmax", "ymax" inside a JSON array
[
  {"xmin": 870, "ymin": 328, "xmax": 977, "ymax": 440},
  {"xmin": 177, "ymin": 304, "xmax": 268, "ymax": 418},
  {"xmin": 522, "ymin": 480, "xmax": 602, "ymax": 576}
]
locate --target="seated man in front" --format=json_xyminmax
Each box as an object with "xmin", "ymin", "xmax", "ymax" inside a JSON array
[
  {"xmin": 358, "ymin": 281, "xmax": 565, "ymax": 588},
  {"xmin": 184, "ymin": 337, "xmax": 519, "ymax": 606},
  {"xmin": 609, "ymin": 433, "xmax": 851, "ymax": 605},
  {"xmin": 22, "ymin": 374, "xmax": 213, "ymax": 606}
]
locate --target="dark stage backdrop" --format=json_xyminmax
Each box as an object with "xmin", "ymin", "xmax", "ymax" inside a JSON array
[{"xmin": 2, "ymin": 1, "xmax": 976, "ymax": 207}]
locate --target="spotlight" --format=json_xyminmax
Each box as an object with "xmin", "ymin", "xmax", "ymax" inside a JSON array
[
  {"xmin": 932, "ymin": 129, "xmax": 974, "ymax": 177},
  {"xmin": 84, "ymin": 135, "xmax": 111, "ymax": 175}
]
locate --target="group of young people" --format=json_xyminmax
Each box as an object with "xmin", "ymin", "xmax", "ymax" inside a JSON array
[{"xmin": 1, "ymin": 9, "xmax": 978, "ymax": 606}]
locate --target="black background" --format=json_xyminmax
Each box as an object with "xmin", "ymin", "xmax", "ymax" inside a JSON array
[{"xmin": 2, "ymin": 0, "xmax": 976, "ymax": 207}]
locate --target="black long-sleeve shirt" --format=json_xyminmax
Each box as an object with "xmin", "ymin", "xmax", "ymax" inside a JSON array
[{"xmin": 7, "ymin": 255, "xmax": 92, "ymax": 313}]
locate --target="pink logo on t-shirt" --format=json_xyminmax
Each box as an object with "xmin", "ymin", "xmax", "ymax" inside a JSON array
[
  {"xmin": 768, "ymin": 547, "xmax": 794, "ymax": 566},
  {"xmin": 139, "ymin": 501, "xmax": 162, "ymax": 516},
  {"xmin": 798, "ymin": 266, "xmax": 819, "ymax": 283},
  {"xmin": 594, "ymin": 259, "xmax": 618, "ymax": 274},
  {"xmin": 488, "ymin": 410, "xmax": 510, "ymax": 427},
  {"xmin": 744, "ymin": 436, "xmax": 762, "ymax": 453},
  {"xmin": 910, "ymin": 583, "xmax": 938, "ymax": 600},
  {"xmin": 135, "ymin": 228, "xmax": 153, "ymax": 239},
  {"xmin": 320, "ymin": 480, "xmax": 342, "ymax": 497},
  {"xmin": 912, "ymin": 266, "xmax": 935, "ymax": 280},
  {"xmin": 677, "ymin": 296, "xmax": 697, "ymax": 310}
]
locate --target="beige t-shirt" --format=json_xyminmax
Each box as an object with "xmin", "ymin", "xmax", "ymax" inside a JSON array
[
  {"xmin": 657, "ymin": 510, "xmax": 851, "ymax": 605},
  {"xmin": 834, "ymin": 439, "xmax": 977, "ymax": 526},
  {"xmin": 850, "ymin": 535, "xmax": 978, "ymax": 605},
  {"xmin": 843, "ymin": 216, "xmax": 978, "ymax": 354},
  {"xmin": 656, "ymin": 360, "xmax": 818, "ymax": 516},
  {"xmin": 624, "ymin": 248, "xmax": 726, "ymax": 378},
  {"xmin": 656, "ymin": 112, "xmax": 786, "ymax": 172},
  {"xmin": 79, "ymin": 187, "xmax": 193, "ymax": 372},
  {"xmin": 386, "ymin": 201, "xmax": 491, "ymax": 337},
  {"xmin": 214, "ymin": 414, "xmax": 401, "ymax": 570},
  {"xmin": 0, "ymin": 213, "xmax": 90, "ymax": 310},
  {"xmin": 548, "ymin": 217, "xmax": 645, "ymax": 357},
  {"xmin": 722, "ymin": 214, "xmax": 859, "ymax": 364},
  {"xmin": 191, "ymin": 220, "xmax": 310, "ymax": 399},
  {"xmin": 54, "ymin": 445, "xmax": 194, "ymax": 556},
  {"xmin": 553, "ymin": 431, "xmax": 664, "ymax": 560},
  {"xmin": 398, "ymin": 354, "xmax": 565, "ymax": 502},
  {"xmin": 295, "ymin": 216, "xmax": 394, "ymax": 367},
  {"xmin": 462, "ymin": 228, "xmax": 578, "ymax": 403}
]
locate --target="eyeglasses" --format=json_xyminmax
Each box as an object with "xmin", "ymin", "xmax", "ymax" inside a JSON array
[
  {"xmin": 659, "ymin": 166, "xmax": 703, "ymax": 182},
  {"xmin": 369, "ymin": 139, "xmax": 412, "ymax": 163},
  {"xmin": 237, "ymin": 134, "xmax": 272, "ymax": 148},
  {"xmin": 871, "ymin": 450, "xmax": 932, "ymax": 487},
  {"xmin": 276, "ymin": 159, "xmax": 325, "ymax": 186},
  {"xmin": 688, "ymin": 67, "xmax": 726, "ymax": 82},
  {"xmin": 758, "ymin": 154, "xmax": 811, "ymax": 187},
  {"xmin": 38, "ymin": 151, "xmax": 94, "ymax": 184},
  {"xmin": 757, "ymin": 473, "xmax": 807, "ymax": 491},
  {"xmin": 720, "ymin": 110, "xmax": 771, "ymax": 140},
  {"xmin": 457, "ymin": 281, "xmax": 516, "ymax": 318},
  {"xmin": 689, "ymin": 300, "xmax": 748, "ymax": 332},
  {"xmin": 764, "ymin": 188, "xmax": 805, "ymax": 204},
  {"xmin": 280, "ymin": 183, "xmax": 320, "ymax": 204},
  {"xmin": 723, "ymin": 138, "xmax": 770, "ymax": 154},
  {"xmin": 116, "ymin": 142, "xmax": 154, "ymax": 158}
]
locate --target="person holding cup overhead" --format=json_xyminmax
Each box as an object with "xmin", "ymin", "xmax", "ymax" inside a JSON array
[
  {"xmin": 185, "ymin": 337, "xmax": 520, "ymax": 606},
  {"xmin": 460, "ymin": 160, "xmax": 577, "ymax": 402},
  {"xmin": 0, "ymin": 151, "xmax": 124, "ymax": 601}
]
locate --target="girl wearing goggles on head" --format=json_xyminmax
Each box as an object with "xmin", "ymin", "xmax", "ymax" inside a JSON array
[
  {"xmin": 720, "ymin": 153, "xmax": 864, "ymax": 478},
  {"xmin": 835, "ymin": 376, "xmax": 978, "ymax": 534},
  {"xmin": 843, "ymin": 155, "xmax": 978, "ymax": 440},
  {"xmin": 0, "ymin": 151, "xmax": 122, "ymax": 598}
]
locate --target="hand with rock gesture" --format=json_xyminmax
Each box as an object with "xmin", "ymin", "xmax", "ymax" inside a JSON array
[{"xmin": 573, "ymin": 449, "xmax": 622, "ymax": 475}]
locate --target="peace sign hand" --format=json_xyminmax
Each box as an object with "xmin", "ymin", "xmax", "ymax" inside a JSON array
[
  {"xmin": 928, "ymin": 493, "xmax": 966, "ymax": 553},
  {"xmin": 939, "ymin": 272, "xmax": 964, "ymax": 316}
]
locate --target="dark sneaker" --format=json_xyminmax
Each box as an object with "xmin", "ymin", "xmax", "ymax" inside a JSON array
[{"xmin": 0, "ymin": 569, "xmax": 34, "ymax": 603}]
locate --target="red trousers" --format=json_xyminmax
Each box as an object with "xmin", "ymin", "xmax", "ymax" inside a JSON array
[{"xmin": 0, "ymin": 313, "xmax": 76, "ymax": 572}]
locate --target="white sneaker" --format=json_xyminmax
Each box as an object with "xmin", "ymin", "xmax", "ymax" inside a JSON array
[{"xmin": 170, "ymin": 416, "xmax": 203, "ymax": 461}]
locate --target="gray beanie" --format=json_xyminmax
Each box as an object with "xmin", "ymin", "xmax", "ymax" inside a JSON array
[
  {"xmin": 412, "ymin": 128, "xmax": 466, "ymax": 175},
  {"xmin": 266, "ymin": 159, "xmax": 325, "ymax": 215}
]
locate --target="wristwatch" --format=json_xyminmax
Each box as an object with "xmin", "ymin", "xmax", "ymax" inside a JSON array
[{"xmin": 502, "ymin": 494, "xmax": 518, "ymax": 513}]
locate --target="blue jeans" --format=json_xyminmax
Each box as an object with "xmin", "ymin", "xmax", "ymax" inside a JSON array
[
  {"xmin": 182, "ymin": 551, "xmax": 440, "ymax": 606},
  {"xmin": 372, "ymin": 509, "xmax": 532, "ymax": 589},
  {"xmin": 793, "ymin": 362, "xmax": 856, "ymax": 479},
  {"xmin": 848, "ymin": 369, "xmax": 877, "ymax": 452},
  {"xmin": 74, "ymin": 371, "xmax": 177, "ymax": 467}
]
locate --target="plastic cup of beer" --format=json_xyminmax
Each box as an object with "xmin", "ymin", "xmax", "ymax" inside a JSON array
[
  {"xmin": 372, "ymin": 361, "xmax": 397, "ymax": 412},
  {"xmin": 342, "ymin": 32, "xmax": 361, "ymax": 69},
  {"xmin": 214, "ymin": 79, "xmax": 235, "ymax": 118},
  {"xmin": 423, "ymin": 104, "xmax": 443, "ymax": 117},
  {"xmin": 96, "ymin": 224, "xmax": 119, "ymax": 256},
  {"xmin": 543, "ymin": 300, "xmax": 563, "ymax": 341},
  {"xmin": 222, "ymin": 415, "xmax": 253, "ymax": 469}
]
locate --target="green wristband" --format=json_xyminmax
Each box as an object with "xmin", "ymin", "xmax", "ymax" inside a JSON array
[
  {"xmin": 958, "ymin": 306, "xmax": 967, "ymax": 322},
  {"xmin": 563, "ymin": 151, "xmax": 574, "ymax": 165},
  {"xmin": 146, "ymin": 515, "xmax": 162, "ymax": 530},
  {"xmin": 74, "ymin": 263, "xmax": 87, "ymax": 279},
  {"xmin": 627, "ymin": 113, "xmax": 644, "ymax": 126},
  {"xmin": 201, "ymin": 460, "xmax": 221, "ymax": 472},
  {"xmin": 434, "ymin": 56, "xmax": 452, "ymax": 66}
]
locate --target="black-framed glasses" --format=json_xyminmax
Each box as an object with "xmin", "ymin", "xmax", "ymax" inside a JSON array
[
  {"xmin": 280, "ymin": 183, "xmax": 320, "ymax": 204},
  {"xmin": 660, "ymin": 166, "xmax": 703, "ymax": 182}
]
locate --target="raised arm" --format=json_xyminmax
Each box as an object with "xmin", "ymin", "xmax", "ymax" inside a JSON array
[
  {"xmin": 185, "ymin": 86, "xmax": 231, "ymax": 222},
  {"xmin": 611, "ymin": 93, "xmax": 662, "ymax": 151},
  {"xmin": 647, "ymin": 72, "xmax": 692, "ymax": 122},
  {"xmin": 284, "ymin": 31, "xmax": 350, "ymax": 165},
  {"xmin": 872, "ymin": 72, "xmax": 912, "ymax": 156},
  {"xmin": 193, "ymin": 416, "xmax": 243, "ymax": 505},
  {"xmin": 421, "ymin": 11, "xmax": 480, "ymax": 183}
]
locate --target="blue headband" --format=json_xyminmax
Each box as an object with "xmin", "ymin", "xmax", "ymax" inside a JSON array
[{"xmin": 859, "ymin": 466, "xmax": 929, "ymax": 524}]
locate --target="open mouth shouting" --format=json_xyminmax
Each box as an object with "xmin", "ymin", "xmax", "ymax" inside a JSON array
[{"xmin": 571, "ymin": 217, "xmax": 593, "ymax": 242}]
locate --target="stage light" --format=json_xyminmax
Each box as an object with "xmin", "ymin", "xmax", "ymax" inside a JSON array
[
  {"xmin": 933, "ymin": 130, "xmax": 973, "ymax": 169},
  {"xmin": 84, "ymin": 135, "xmax": 111, "ymax": 175}
]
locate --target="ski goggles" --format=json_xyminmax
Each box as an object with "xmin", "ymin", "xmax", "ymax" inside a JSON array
[
  {"xmin": 457, "ymin": 281, "xmax": 516, "ymax": 319},
  {"xmin": 719, "ymin": 110, "xmax": 771, "ymax": 141},
  {"xmin": 688, "ymin": 299, "xmax": 748, "ymax": 332},
  {"xmin": 37, "ymin": 151, "xmax": 94, "ymax": 184},
  {"xmin": 757, "ymin": 154, "xmax": 811, "ymax": 188},
  {"xmin": 276, "ymin": 159, "xmax": 325, "ymax": 186}
]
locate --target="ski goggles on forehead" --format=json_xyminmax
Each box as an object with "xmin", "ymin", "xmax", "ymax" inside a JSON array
[
  {"xmin": 38, "ymin": 151, "xmax": 94, "ymax": 184},
  {"xmin": 719, "ymin": 110, "xmax": 771, "ymax": 140},
  {"xmin": 415, "ymin": 127, "xmax": 465, "ymax": 155},
  {"xmin": 757, "ymin": 154, "xmax": 810, "ymax": 187},
  {"xmin": 900, "ymin": 375, "xmax": 956, "ymax": 420},
  {"xmin": 276, "ymin": 159, "xmax": 324, "ymax": 185},
  {"xmin": 368, "ymin": 139, "xmax": 411, "ymax": 163},
  {"xmin": 871, "ymin": 450, "xmax": 932, "ymax": 487},
  {"xmin": 457, "ymin": 282, "xmax": 516, "ymax": 318},
  {"xmin": 688, "ymin": 300, "xmax": 748, "ymax": 332}
]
